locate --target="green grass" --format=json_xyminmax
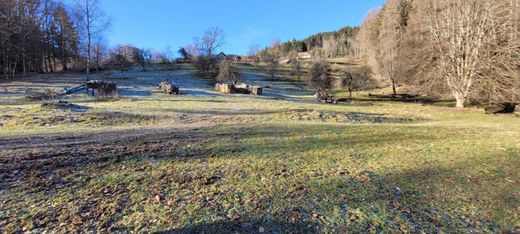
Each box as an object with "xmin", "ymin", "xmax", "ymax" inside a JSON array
[{"xmin": 0, "ymin": 74, "xmax": 519, "ymax": 233}]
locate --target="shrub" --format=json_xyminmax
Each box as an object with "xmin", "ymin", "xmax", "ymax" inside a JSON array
[{"xmin": 309, "ymin": 61, "xmax": 332, "ymax": 90}]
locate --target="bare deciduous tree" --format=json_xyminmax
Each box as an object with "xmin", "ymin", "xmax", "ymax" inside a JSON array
[
  {"xmin": 195, "ymin": 27, "xmax": 224, "ymax": 57},
  {"xmin": 309, "ymin": 60, "xmax": 333, "ymax": 90},
  {"xmin": 356, "ymin": 9, "xmax": 385, "ymax": 84},
  {"xmin": 107, "ymin": 45, "xmax": 131, "ymax": 78},
  {"xmin": 248, "ymin": 44, "xmax": 262, "ymax": 57},
  {"xmin": 193, "ymin": 27, "xmax": 225, "ymax": 74},
  {"xmin": 340, "ymin": 67, "xmax": 377, "ymax": 98},
  {"xmin": 378, "ymin": 0, "xmax": 412, "ymax": 95},
  {"xmin": 289, "ymin": 51, "xmax": 302, "ymax": 80},
  {"xmin": 425, "ymin": 0, "xmax": 519, "ymax": 108},
  {"xmin": 134, "ymin": 48, "xmax": 151, "ymax": 72},
  {"xmin": 91, "ymin": 37, "xmax": 107, "ymax": 71},
  {"xmin": 74, "ymin": 0, "xmax": 109, "ymax": 80}
]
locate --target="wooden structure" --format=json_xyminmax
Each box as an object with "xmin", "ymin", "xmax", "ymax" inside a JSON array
[
  {"xmin": 159, "ymin": 81, "xmax": 180, "ymax": 95},
  {"xmin": 215, "ymin": 83, "xmax": 236, "ymax": 94},
  {"xmin": 86, "ymin": 80, "xmax": 117, "ymax": 96},
  {"xmin": 215, "ymin": 83, "xmax": 262, "ymax": 95}
]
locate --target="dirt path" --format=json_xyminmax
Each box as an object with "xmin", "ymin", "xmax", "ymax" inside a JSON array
[
  {"xmin": 0, "ymin": 126, "xmax": 192, "ymax": 150},
  {"xmin": 0, "ymin": 125, "xmax": 214, "ymax": 190}
]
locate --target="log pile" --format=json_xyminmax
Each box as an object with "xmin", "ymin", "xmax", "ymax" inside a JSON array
[
  {"xmin": 215, "ymin": 83, "xmax": 262, "ymax": 95},
  {"xmin": 315, "ymin": 90, "xmax": 337, "ymax": 104},
  {"xmin": 159, "ymin": 81, "xmax": 180, "ymax": 95},
  {"xmin": 215, "ymin": 83, "xmax": 236, "ymax": 94}
]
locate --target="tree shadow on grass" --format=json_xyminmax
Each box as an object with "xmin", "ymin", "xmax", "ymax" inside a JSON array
[
  {"xmin": 0, "ymin": 124, "xmax": 439, "ymax": 190},
  {"xmin": 336, "ymin": 93, "xmax": 454, "ymax": 107},
  {"xmin": 160, "ymin": 219, "xmax": 321, "ymax": 234}
]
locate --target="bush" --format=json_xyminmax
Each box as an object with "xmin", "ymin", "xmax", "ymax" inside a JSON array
[
  {"xmin": 339, "ymin": 66, "xmax": 378, "ymax": 97},
  {"xmin": 309, "ymin": 61, "xmax": 332, "ymax": 90},
  {"xmin": 217, "ymin": 60, "xmax": 242, "ymax": 84}
]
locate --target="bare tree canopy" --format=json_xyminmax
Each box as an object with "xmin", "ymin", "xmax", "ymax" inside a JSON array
[
  {"xmin": 193, "ymin": 27, "xmax": 225, "ymax": 74},
  {"xmin": 309, "ymin": 61, "xmax": 333, "ymax": 90},
  {"xmin": 74, "ymin": 0, "xmax": 110, "ymax": 79},
  {"xmin": 107, "ymin": 45, "xmax": 132, "ymax": 78},
  {"xmin": 358, "ymin": 0, "xmax": 520, "ymax": 108},
  {"xmin": 195, "ymin": 26, "xmax": 225, "ymax": 57},
  {"xmin": 134, "ymin": 48, "xmax": 151, "ymax": 72}
]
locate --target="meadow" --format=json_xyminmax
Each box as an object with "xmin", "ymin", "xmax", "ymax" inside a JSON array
[{"xmin": 0, "ymin": 66, "xmax": 519, "ymax": 233}]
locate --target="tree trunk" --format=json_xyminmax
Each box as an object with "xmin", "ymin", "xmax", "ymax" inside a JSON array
[
  {"xmin": 3, "ymin": 53, "xmax": 8, "ymax": 80},
  {"xmin": 86, "ymin": 4, "xmax": 91, "ymax": 81},
  {"xmin": 391, "ymin": 79, "xmax": 397, "ymax": 95},
  {"xmin": 454, "ymin": 92, "xmax": 466, "ymax": 109},
  {"xmin": 95, "ymin": 54, "xmax": 100, "ymax": 71},
  {"xmin": 22, "ymin": 52, "xmax": 26, "ymax": 76},
  {"xmin": 455, "ymin": 98, "xmax": 465, "ymax": 109}
]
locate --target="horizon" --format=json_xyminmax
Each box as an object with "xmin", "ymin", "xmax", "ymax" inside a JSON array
[{"xmin": 94, "ymin": 0, "xmax": 384, "ymax": 55}]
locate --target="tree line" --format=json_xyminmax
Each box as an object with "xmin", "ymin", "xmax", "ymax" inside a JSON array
[
  {"xmin": 259, "ymin": 26, "xmax": 359, "ymax": 59},
  {"xmin": 358, "ymin": 0, "xmax": 520, "ymax": 108},
  {"xmin": 0, "ymin": 0, "xmax": 174, "ymax": 80},
  {"xmin": 0, "ymin": 0, "xmax": 114, "ymax": 79},
  {"xmin": 1, "ymin": 0, "xmax": 78, "ymax": 79}
]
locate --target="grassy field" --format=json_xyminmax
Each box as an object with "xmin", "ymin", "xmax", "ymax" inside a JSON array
[{"xmin": 0, "ymin": 68, "xmax": 519, "ymax": 233}]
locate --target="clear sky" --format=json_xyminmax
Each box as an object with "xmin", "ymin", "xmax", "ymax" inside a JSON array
[{"xmin": 97, "ymin": 0, "xmax": 385, "ymax": 55}]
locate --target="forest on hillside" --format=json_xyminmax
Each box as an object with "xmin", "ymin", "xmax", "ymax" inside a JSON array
[
  {"xmin": 263, "ymin": 26, "xmax": 359, "ymax": 58},
  {"xmin": 261, "ymin": 0, "xmax": 520, "ymax": 108}
]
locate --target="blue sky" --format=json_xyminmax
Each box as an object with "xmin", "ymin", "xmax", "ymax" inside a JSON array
[{"xmin": 97, "ymin": 0, "xmax": 384, "ymax": 55}]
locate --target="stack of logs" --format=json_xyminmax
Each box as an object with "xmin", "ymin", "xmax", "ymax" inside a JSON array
[
  {"xmin": 315, "ymin": 90, "xmax": 337, "ymax": 104},
  {"xmin": 215, "ymin": 83, "xmax": 262, "ymax": 95},
  {"xmin": 159, "ymin": 81, "xmax": 180, "ymax": 95}
]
